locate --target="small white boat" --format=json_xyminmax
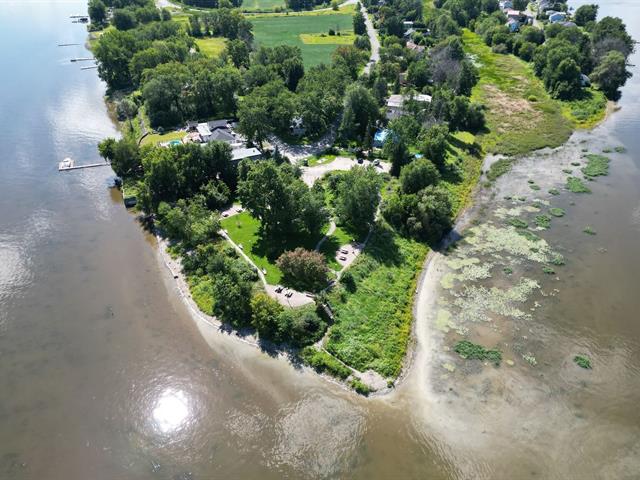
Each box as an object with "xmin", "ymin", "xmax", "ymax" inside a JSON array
[{"xmin": 58, "ymin": 157, "xmax": 74, "ymax": 170}]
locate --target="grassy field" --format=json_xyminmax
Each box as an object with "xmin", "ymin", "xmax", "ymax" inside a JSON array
[
  {"xmin": 250, "ymin": 12, "xmax": 354, "ymax": 66},
  {"xmin": 462, "ymin": 29, "xmax": 573, "ymax": 156},
  {"xmin": 241, "ymin": 0, "xmax": 286, "ymax": 10},
  {"xmin": 326, "ymin": 226, "xmax": 429, "ymax": 378},
  {"xmin": 195, "ymin": 37, "xmax": 227, "ymax": 57},
  {"xmin": 141, "ymin": 130, "xmax": 186, "ymax": 146}
]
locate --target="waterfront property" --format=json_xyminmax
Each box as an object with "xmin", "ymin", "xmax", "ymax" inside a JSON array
[{"xmin": 386, "ymin": 93, "xmax": 432, "ymax": 120}]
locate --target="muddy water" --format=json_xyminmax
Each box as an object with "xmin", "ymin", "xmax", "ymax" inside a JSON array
[{"xmin": 1, "ymin": 1, "xmax": 639, "ymax": 479}]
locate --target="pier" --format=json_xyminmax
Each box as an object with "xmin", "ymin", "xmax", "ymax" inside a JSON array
[
  {"xmin": 71, "ymin": 57, "xmax": 95, "ymax": 62},
  {"xmin": 58, "ymin": 158, "xmax": 111, "ymax": 171}
]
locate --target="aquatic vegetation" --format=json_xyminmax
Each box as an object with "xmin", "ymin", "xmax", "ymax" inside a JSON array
[
  {"xmin": 566, "ymin": 177, "xmax": 591, "ymax": 193},
  {"xmin": 507, "ymin": 217, "xmax": 529, "ymax": 229},
  {"xmin": 458, "ymin": 262, "xmax": 494, "ymax": 282},
  {"xmin": 529, "ymin": 184, "xmax": 541, "ymax": 191},
  {"xmin": 535, "ymin": 215, "xmax": 551, "ymax": 229},
  {"xmin": 440, "ymin": 273, "xmax": 455, "ymax": 289},
  {"xmin": 527, "ymin": 180, "xmax": 535, "ymax": 184},
  {"xmin": 442, "ymin": 362, "xmax": 456, "ymax": 372},
  {"xmin": 549, "ymin": 188, "xmax": 560, "ymax": 195},
  {"xmin": 446, "ymin": 257, "xmax": 480, "ymax": 270},
  {"xmin": 614, "ymin": 146, "xmax": 626, "ymax": 153},
  {"xmin": 454, "ymin": 340, "xmax": 502, "ymax": 365},
  {"xmin": 464, "ymin": 224, "xmax": 555, "ymax": 263},
  {"xmin": 503, "ymin": 266, "xmax": 513, "ymax": 274},
  {"xmin": 549, "ymin": 207, "xmax": 566, "ymax": 217},
  {"xmin": 487, "ymin": 158, "xmax": 515, "ymax": 181},
  {"xmin": 571, "ymin": 161, "xmax": 581, "ymax": 166},
  {"xmin": 602, "ymin": 148, "xmax": 612, "ymax": 153},
  {"xmin": 562, "ymin": 168, "xmax": 573, "ymax": 174},
  {"xmin": 523, "ymin": 354, "xmax": 537, "ymax": 366},
  {"xmin": 542, "ymin": 266, "xmax": 555, "ymax": 275},
  {"xmin": 583, "ymin": 226, "xmax": 597, "ymax": 235},
  {"xmin": 582, "ymin": 154, "xmax": 610, "ymax": 178},
  {"xmin": 517, "ymin": 229, "xmax": 542, "ymax": 242},
  {"xmin": 549, "ymin": 254, "xmax": 565, "ymax": 266},
  {"xmin": 574, "ymin": 355, "xmax": 592, "ymax": 369},
  {"xmin": 454, "ymin": 278, "xmax": 540, "ymax": 323}
]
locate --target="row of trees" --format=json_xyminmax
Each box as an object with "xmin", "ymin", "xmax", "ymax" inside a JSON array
[{"xmin": 474, "ymin": 7, "xmax": 634, "ymax": 99}]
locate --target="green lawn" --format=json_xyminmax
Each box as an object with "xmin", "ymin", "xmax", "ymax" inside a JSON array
[
  {"xmin": 250, "ymin": 12, "xmax": 354, "ymax": 66},
  {"xmin": 326, "ymin": 226, "xmax": 429, "ymax": 378},
  {"xmin": 462, "ymin": 29, "xmax": 573, "ymax": 156},
  {"xmin": 141, "ymin": 130, "xmax": 186, "ymax": 146},
  {"xmin": 195, "ymin": 37, "xmax": 227, "ymax": 57},
  {"xmin": 221, "ymin": 211, "xmax": 352, "ymax": 284}
]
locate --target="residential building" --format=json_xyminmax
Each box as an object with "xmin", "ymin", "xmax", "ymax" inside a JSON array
[{"xmin": 386, "ymin": 93, "xmax": 432, "ymax": 120}]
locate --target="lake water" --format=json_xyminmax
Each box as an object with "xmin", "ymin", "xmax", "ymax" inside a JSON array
[{"xmin": 0, "ymin": 1, "xmax": 638, "ymax": 479}]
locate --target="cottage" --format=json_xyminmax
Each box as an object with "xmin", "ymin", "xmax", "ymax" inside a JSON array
[
  {"xmin": 231, "ymin": 147, "xmax": 262, "ymax": 162},
  {"xmin": 386, "ymin": 93, "xmax": 432, "ymax": 120},
  {"xmin": 505, "ymin": 9, "xmax": 521, "ymax": 21}
]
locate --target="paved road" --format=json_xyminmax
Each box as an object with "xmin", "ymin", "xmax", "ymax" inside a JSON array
[{"xmin": 362, "ymin": 5, "xmax": 380, "ymax": 75}]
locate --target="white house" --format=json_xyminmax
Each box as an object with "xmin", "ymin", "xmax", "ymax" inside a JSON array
[
  {"xmin": 231, "ymin": 147, "xmax": 262, "ymax": 162},
  {"xmin": 386, "ymin": 93, "xmax": 432, "ymax": 120}
]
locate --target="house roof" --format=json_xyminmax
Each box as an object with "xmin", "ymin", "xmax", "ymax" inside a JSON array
[
  {"xmin": 207, "ymin": 119, "xmax": 231, "ymax": 130},
  {"xmin": 387, "ymin": 94, "xmax": 432, "ymax": 108},
  {"xmin": 197, "ymin": 123, "xmax": 212, "ymax": 137},
  {"xmin": 209, "ymin": 128, "xmax": 236, "ymax": 143},
  {"xmin": 231, "ymin": 147, "xmax": 261, "ymax": 161}
]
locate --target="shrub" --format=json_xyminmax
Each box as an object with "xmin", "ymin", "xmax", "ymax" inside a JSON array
[
  {"xmin": 300, "ymin": 347, "xmax": 351, "ymax": 379},
  {"xmin": 399, "ymin": 158, "xmax": 441, "ymax": 194},
  {"xmin": 277, "ymin": 248, "xmax": 329, "ymax": 292},
  {"xmin": 350, "ymin": 378, "xmax": 371, "ymax": 396}
]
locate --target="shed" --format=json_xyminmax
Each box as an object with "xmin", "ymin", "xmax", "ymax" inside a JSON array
[{"xmin": 231, "ymin": 147, "xmax": 262, "ymax": 162}]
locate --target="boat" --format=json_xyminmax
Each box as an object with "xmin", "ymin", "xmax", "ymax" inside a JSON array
[{"xmin": 58, "ymin": 157, "xmax": 74, "ymax": 171}]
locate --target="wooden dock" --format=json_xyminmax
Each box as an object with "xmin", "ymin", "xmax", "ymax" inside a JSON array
[
  {"xmin": 59, "ymin": 159, "xmax": 111, "ymax": 172},
  {"xmin": 71, "ymin": 57, "xmax": 95, "ymax": 62}
]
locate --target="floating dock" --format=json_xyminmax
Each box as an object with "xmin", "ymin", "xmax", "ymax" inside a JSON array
[
  {"xmin": 58, "ymin": 43, "xmax": 80, "ymax": 47},
  {"xmin": 71, "ymin": 57, "xmax": 95, "ymax": 62},
  {"xmin": 58, "ymin": 158, "xmax": 111, "ymax": 171},
  {"xmin": 81, "ymin": 66, "xmax": 98, "ymax": 70}
]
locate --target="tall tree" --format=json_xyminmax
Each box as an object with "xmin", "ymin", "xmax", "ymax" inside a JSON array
[
  {"xmin": 591, "ymin": 51, "xmax": 631, "ymax": 98},
  {"xmin": 334, "ymin": 166, "xmax": 382, "ymax": 232}
]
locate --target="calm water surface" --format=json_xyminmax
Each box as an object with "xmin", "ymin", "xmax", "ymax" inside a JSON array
[{"xmin": 0, "ymin": 1, "xmax": 638, "ymax": 479}]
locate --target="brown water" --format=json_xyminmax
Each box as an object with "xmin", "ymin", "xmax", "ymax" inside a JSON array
[{"xmin": 0, "ymin": 1, "xmax": 638, "ymax": 479}]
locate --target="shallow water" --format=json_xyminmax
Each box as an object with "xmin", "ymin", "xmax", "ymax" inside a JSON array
[{"xmin": 0, "ymin": 1, "xmax": 639, "ymax": 479}]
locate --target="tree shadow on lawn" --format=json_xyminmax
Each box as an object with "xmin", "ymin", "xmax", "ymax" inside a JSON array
[{"xmin": 251, "ymin": 228, "xmax": 323, "ymax": 264}]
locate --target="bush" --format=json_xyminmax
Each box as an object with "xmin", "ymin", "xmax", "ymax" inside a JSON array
[
  {"xmin": 277, "ymin": 248, "xmax": 329, "ymax": 292},
  {"xmin": 349, "ymin": 378, "xmax": 371, "ymax": 396},
  {"xmin": 300, "ymin": 347, "xmax": 351, "ymax": 379},
  {"xmin": 399, "ymin": 158, "xmax": 441, "ymax": 194}
]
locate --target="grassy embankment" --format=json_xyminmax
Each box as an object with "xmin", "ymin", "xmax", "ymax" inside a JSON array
[
  {"xmin": 322, "ymin": 133, "xmax": 482, "ymax": 380},
  {"xmin": 220, "ymin": 211, "xmax": 353, "ymax": 284},
  {"xmin": 462, "ymin": 29, "xmax": 573, "ymax": 157},
  {"xmin": 250, "ymin": 8, "xmax": 354, "ymax": 67}
]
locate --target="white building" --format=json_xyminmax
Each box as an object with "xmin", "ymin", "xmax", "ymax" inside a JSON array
[
  {"xmin": 196, "ymin": 123, "xmax": 213, "ymax": 142},
  {"xmin": 386, "ymin": 93, "xmax": 432, "ymax": 120}
]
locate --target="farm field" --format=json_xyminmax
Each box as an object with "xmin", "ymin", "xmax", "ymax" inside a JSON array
[{"xmin": 250, "ymin": 12, "xmax": 353, "ymax": 66}]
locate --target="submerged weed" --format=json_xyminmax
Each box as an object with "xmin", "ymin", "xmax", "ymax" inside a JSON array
[
  {"xmin": 549, "ymin": 188, "xmax": 560, "ymax": 195},
  {"xmin": 562, "ymin": 168, "xmax": 573, "ymax": 174},
  {"xmin": 503, "ymin": 267, "xmax": 513, "ymax": 274},
  {"xmin": 582, "ymin": 154, "xmax": 610, "ymax": 178},
  {"xmin": 583, "ymin": 226, "xmax": 596, "ymax": 235},
  {"xmin": 566, "ymin": 177, "xmax": 591, "ymax": 193},
  {"xmin": 574, "ymin": 355, "xmax": 592, "ymax": 369},
  {"xmin": 454, "ymin": 340, "xmax": 502, "ymax": 365},
  {"xmin": 549, "ymin": 207, "xmax": 565, "ymax": 217},
  {"xmin": 549, "ymin": 254, "xmax": 565, "ymax": 266},
  {"xmin": 542, "ymin": 266, "xmax": 555, "ymax": 275},
  {"xmin": 614, "ymin": 146, "xmax": 626, "ymax": 153},
  {"xmin": 530, "ymin": 184, "xmax": 541, "ymax": 191},
  {"xmin": 508, "ymin": 217, "xmax": 529, "ymax": 229},
  {"xmin": 535, "ymin": 215, "xmax": 551, "ymax": 229}
]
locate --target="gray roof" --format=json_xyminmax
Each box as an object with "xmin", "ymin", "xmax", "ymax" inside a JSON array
[
  {"xmin": 231, "ymin": 147, "xmax": 261, "ymax": 161},
  {"xmin": 209, "ymin": 128, "xmax": 236, "ymax": 143},
  {"xmin": 207, "ymin": 119, "xmax": 231, "ymax": 130}
]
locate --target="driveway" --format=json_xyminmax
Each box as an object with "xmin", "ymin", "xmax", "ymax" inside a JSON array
[
  {"xmin": 362, "ymin": 5, "xmax": 380, "ymax": 75},
  {"xmin": 301, "ymin": 157, "xmax": 390, "ymax": 186}
]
